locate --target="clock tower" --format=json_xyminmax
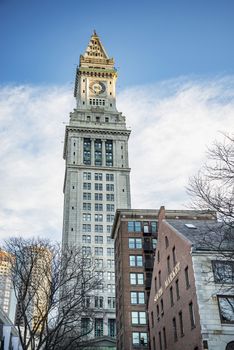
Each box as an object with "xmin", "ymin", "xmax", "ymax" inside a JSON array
[{"xmin": 62, "ymin": 31, "xmax": 131, "ymax": 345}]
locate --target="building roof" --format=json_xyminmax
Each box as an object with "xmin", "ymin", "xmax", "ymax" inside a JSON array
[{"xmin": 166, "ymin": 219, "xmax": 234, "ymax": 252}]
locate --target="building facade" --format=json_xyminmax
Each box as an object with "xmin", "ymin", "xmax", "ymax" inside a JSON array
[
  {"xmin": 148, "ymin": 206, "xmax": 234, "ymax": 350},
  {"xmin": 111, "ymin": 209, "xmax": 158, "ymax": 350},
  {"xmin": 62, "ymin": 32, "xmax": 131, "ymax": 341}
]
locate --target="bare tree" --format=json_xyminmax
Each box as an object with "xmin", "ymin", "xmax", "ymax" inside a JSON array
[{"xmin": 4, "ymin": 237, "xmax": 103, "ymax": 350}]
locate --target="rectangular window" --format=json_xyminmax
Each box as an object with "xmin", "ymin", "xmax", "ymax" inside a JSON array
[
  {"xmin": 107, "ymin": 271, "xmax": 115, "ymax": 280},
  {"xmin": 95, "ymin": 140, "xmax": 102, "ymax": 166},
  {"xmin": 82, "ymin": 235, "xmax": 91, "ymax": 243},
  {"xmin": 106, "ymin": 194, "xmax": 114, "ymax": 201},
  {"xmin": 95, "ymin": 214, "xmax": 103, "ymax": 222},
  {"xmin": 167, "ymin": 255, "xmax": 171, "ymax": 274},
  {"xmin": 129, "ymin": 255, "xmax": 143, "ymax": 267},
  {"xmin": 83, "ymin": 182, "xmax": 91, "ymax": 190},
  {"xmin": 94, "ymin": 225, "xmax": 103, "ymax": 233},
  {"xmin": 106, "ymin": 204, "xmax": 115, "ymax": 212},
  {"xmin": 106, "ymin": 173, "xmax": 114, "ymax": 181},
  {"xmin": 82, "ymin": 224, "xmax": 91, "ymax": 232},
  {"xmin": 159, "ymin": 332, "xmax": 162, "ymax": 350},
  {"xmin": 107, "ymin": 225, "xmax": 112, "ymax": 233},
  {"xmin": 82, "ymin": 246, "xmax": 91, "ymax": 255},
  {"xmin": 83, "ymin": 203, "xmax": 91, "ymax": 211},
  {"xmin": 95, "ymin": 193, "xmax": 103, "ymax": 201},
  {"xmin": 107, "ymin": 236, "xmax": 113, "ymax": 244},
  {"xmin": 127, "ymin": 221, "xmax": 141, "ymax": 232},
  {"xmin": 83, "ymin": 138, "xmax": 91, "ymax": 165},
  {"xmin": 159, "ymin": 271, "xmax": 161, "ymax": 288},
  {"xmin": 95, "ymin": 236, "xmax": 103, "ymax": 244},
  {"xmin": 173, "ymin": 317, "xmax": 178, "ymax": 341},
  {"xmin": 151, "ymin": 221, "xmax": 158, "ymax": 233},
  {"xmin": 130, "ymin": 273, "xmax": 144, "ymax": 285},
  {"xmin": 130, "ymin": 291, "xmax": 145, "ymax": 304},
  {"xmin": 94, "ymin": 296, "xmax": 103, "ymax": 308},
  {"xmin": 176, "ymin": 279, "xmax": 180, "ymax": 300},
  {"xmin": 170, "ymin": 286, "xmax": 174, "ymax": 306},
  {"xmin": 95, "ymin": 173, "xmax": 102, "ymax": 181},
  {"xmin": 132, "ymin": 332, "xmax": 148, "ymax": 346},
  {"xmin": 94, "ymin": 247, "xmax": 103, "ymax": 256},
  {"xmin": 218, "ymin": 296, "xmax": 234, "ymax": 323},
  {"xmin": 106, "ymin": 184, "xmax": 114, "ymax": 191},
  {"xmin": 179, "ymin": 311, "xmax": 184, "ymax": 336},
  {"xmin": 94, "ymin": 318, "xmax": 103, "ymax": 337},
  {"xmin": 83, "ymin": 213, "xmax": 91, "ymax": 221},
  {"xmin": 107, "ymin": 284, "xmax": 115, "ymax": 293},
  {"xmin": 185, "ymin": 266, "xmax": 190, "ymax": 289},
  {"xmin": 131, "ymin": 311, "xmax": 146, "ymax": 325},
  {"xmin": 95, "ymin": 183, "xmax": 103, "ymax": 191},
  {"xmin": 189, "ymin": 302, "xmax": 195, "ymax": 328},
  {"xmin": 163, "ymin": 327, "xmax": 167, "ymax": 349},
  {"xmin": 81, "ymin": 318, "xmax": 91, "ymax": 335},
  {"xmin": 83, "ymin": 172, "xmax": 91, "ymax": 180},
  {"xmin": 128, "ymin": 238, "xmax": 142, "ymax": 249},
  {"xmin": 107, "ymin": 297, "xmax": 116, "ymax": 309},
  {"xmin": 213, "ymin": 261, "xmax": 234, "ymax": 284},
  {"xmin": 95, "ymin": 259, "xmax": 103, "ymax": 268},
  {"xmin": 172, "ymin": 246, "xmax": 176, "ymax": 266},
  {"xmin": 108, "ymin": 319, "xmax": 116, "ymax": 337},
  {"xmin": 107, "ymin": 259, "xmax": 114, "ymax": 268},
  {"xmin": 95, "ymin": 203, "xmax": 103, "ymax": 211},
  {"xmin": 107, "ymin": 248, "xmax": 114, "ymax": 256},
  {"xmin": 105, "ymin": 140, "xmax": 113, "ymax": 166},
  {"xmin": 83, "ymin": 192, "xmax": 91, "ymax": 200},
  {"xmin": 107, "ymin": 214, "xmax": 114, "ymax": 222}
]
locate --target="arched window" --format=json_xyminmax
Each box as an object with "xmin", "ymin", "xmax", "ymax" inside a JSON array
[
  {"xmin": 226, "ymin": 341, "xmax": 234, "ymax": 350},
  {"xmin": 165, "ymin": 236, "xmax": 169, "ymax": 248}
]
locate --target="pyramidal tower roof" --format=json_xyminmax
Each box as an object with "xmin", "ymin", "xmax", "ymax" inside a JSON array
[{"xmin": 79, "ymin": 31, "xmax": 114, "ymax": 67}]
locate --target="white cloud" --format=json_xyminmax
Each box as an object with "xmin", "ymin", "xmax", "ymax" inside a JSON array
[{"xmin": 0, "ymin": 76, "xmax": 233, "ymax": 241}]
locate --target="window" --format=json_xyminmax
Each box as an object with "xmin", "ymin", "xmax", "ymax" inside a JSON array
[
  {"xmin": 81, "ymin": 318, "xmax": 91, "ymax": 335},
  {"xmin": 83, "ymin": 172, "xmax": 91, "ymax": 180},
  {"xmin": 95, "ymin": 183, "xmax": 103, "ymax": 191},
  {"xmin": 128, "ymin": 238, "xmax": 142, "ymax": 249},
  {"xmin": 170, "ymin": 286, "xmax": 174, "ymax": 306},
  {"xmin": 95, "ymin": 296, "xmax": 103, "ymax": 308},
  {"xmin": 108, "ymin": 319, "xmax": 116, "ymax": 337},
  {"xmin": 152, "ymin": 238, "xmax": 157, "ymax": 249},
  {"xmin": 179, "ymin": 311, "xmax": 184, "ymax": 336},
  {"xmin": 128, "ymin": 221, "xmax": 141, "ymax": 232},
  {"xmin": 151, "ymin": 221, "xmax": 158, "ymax": 233},
  {"xmin": 95, "ymin": 259, "xmax": 103, "ymax": 268},
  {"xmin": 82, "ymin": 246, "xmax": 91, "ymax": 255},
  {"xmin": 130, "ymin": 291, "xmax": 145, "ymax": 304},
  {"xmin": 157, "ymin": 251, "xmax": 160, "ymax": 263},
  {"xmin": 95, "ymin": 214, "xmax": 103, "ymax": 222},
  {"xmin": 95, "ymin": 193, "xmax": 103, "ymax": 201},
  {"xmin": 83, "ymin": 182, "xmax": 91, "ymax": 190},
  {"xmin": 95, "ymin": 225, "xmax": 103, "ymax": 233},
  {"xmin": 159, "ymin": 271, "xmax": 161, "ymax": 288},
  {"xmin": 82, "ymin": 224, "xmax": 91, "ymax": 232},
  {"xmin": 95, "ymin": 173, "xmax": 102, "ymax": 181},
  {"xmin": 154, "ymin": 277, "xmax": 157, "ymax": 292},
  {"xmin": 83, "ymin": 192, "xmax": 91, "ymax": 200},
  {"xmin": 106, "ymin": 173, "xmax": 114, "ymax": 181},
  {"xmin": 132, "ymin": 332, "xmax": 148, "ymax": 346},
  {"xmin": 131, "ymin": 312, "xmax": 146, "ymax": 325},
  {"xmin": 82, "ymin": 235, "xmax": 91, "ymax": 243},
  {"xmin": 107, "ymin": 297, "xmax": 116, "ymax": 309},
  {"xmin": 107, "ymin": 236, "xmax": 113, "ymax": 244},
  {"xmin": 167, "ymin": 255, "xmax": 171, "ymax": 274},
  {"xmin": 151, "ymin": 311, "xmax": 154, "ymax": 327},
  {"xmin": 153, "ymin": 337, "xmax": 156, "ymax": 350},
  {"xmin": 172, "ymin": 246, "xmax": 176, "ymax": 266},
  {"xmin": 218, "ymin": 296, "xmax": 234, "ymax": 323},
  {"xmin": 159, "ymin": 331, "xmax": 162, "ymax": 350},
  {"xmin": 130, "ymin": 273, "xmax": 144, "ymax": 285},
  {"xmin": 189, "ymin": 302, "xmax": 196, "ymax": 328},
  {"xmin": 83, "ymin": 138, "xmax": 91, "ymax": 165},
  {"xmin": 173, "ymin": 317, "xmax": 178, "ymax": 341},
  {"xmin": 106, "ymin": 184, "xmax": 114, "ymax": 191},
  {"xmin": 95, "ymin": 236, "xmax": 103, "ymax": 244},
  {"xmin": 95, "ymin": 203, "xmax": 103, "ymax": 211},
  {"xmin": 83, "ymin": 203, "xmax": 91, "ymax": 211},
  {"xmin": 107, "ymin": 259, "xmax": 114, "ymax": 268},
  {"xmin": 165, "ymin": 236, "xmax": 169, "ymax": 248},
  {"xmin": 163, "ymin": 327, "xmax": 167, "ymax": 349},
  {"xmin": 106, "ymin": 204, "xmax": 115, "ymax": 212},
  {"xmin": 106, "ymin": 194, "xmax": 114, "ymax": 201},
  {"xmin": 94, "ymin": 318, "xmax": 103, "ymax": 337},
  {"xmin": 185, "ymin": 266, "xmax": 190, "ymax": 288},
  {"xmin": 176, "ymin": 279, "xmax": 180, "ymax": 300},
  {"xmin": 107, "ymin": 214, "xmax": 114, "ymax": 222},
  {"xmin": 106, "ymin": 140, "xmax": 113, "ymax": 166},
  {"xmin": 95, "ymin": 140, "xmax": 102, "ymax": 166},
  {"xmin": 107, "ymin": 284, "xmax": 115, "ymax": 293},
  {"xmin": 107, "ymin": 225, "xmax": 112, "ymax": 233},
  {"xmin": 160, "ymin": 298, "xmax": 164, "ymax": 315},
  {"xmin": 107, "ymin": 271, "xmax": 115, "ymax": 280},
  {"xmin": 83, "ymin": 213, "xmax": 91, "ymax": 221},
  {"xmin": 94, "ymin": 247, "xmax": 103, "ymax": 256},
  {"xmin": 213, "ymin": 261, "xmax": 234, "ymax": 284},
  {"xmin": 129, "ymin": 255, "xmax": 143, "ymax": 267},
  {"xmin": 107, "ymin": 248, "xmax": 114, "ymax": 256}
]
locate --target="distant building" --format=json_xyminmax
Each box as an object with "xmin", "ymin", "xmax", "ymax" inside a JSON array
[
  {"xmin": 148, "ymin": 206, "xmax": 234, "ymax": 350},
  {"xmin": 0, "ymin": 308, "xmax": 22, "ymax": 350},
  {"xmin": 0, "ymin": 251, "xmax": 16, "ymax": 323},
  {"xmin": 111, "ymin": 209, "xmax": 158, "ymax": 350}
]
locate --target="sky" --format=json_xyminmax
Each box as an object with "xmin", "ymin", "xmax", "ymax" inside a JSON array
[{"xmin": 0, "ymin": 0, "xmax": 234, "ymax": 241}]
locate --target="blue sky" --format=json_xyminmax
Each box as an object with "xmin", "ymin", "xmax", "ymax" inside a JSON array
[
  {"xmin": 0, "ymin": 0, "xmax": 234, "ymax": 240},
  {"xmin": 1, "ymin": 0, "xmax": 234, "ymax": 88}
]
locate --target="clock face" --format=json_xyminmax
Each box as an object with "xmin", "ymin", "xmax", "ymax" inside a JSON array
[{"xmin": 89, "ymin": 81, "xmax": 106, "ymax": 96}]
